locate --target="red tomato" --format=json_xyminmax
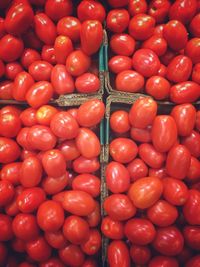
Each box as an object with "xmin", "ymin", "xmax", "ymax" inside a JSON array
[
  {"xmin": 0, "ymin": 214, "xmax": 13, "ymax": 241},
  {"xmin": 40, "ymin": 258, "xmax": 65, "ymax": 267},
  {"xmin": 148, "ymin": 0, "xmax": 171, "ymax": 23},
  {"xmin": 57, "ymin": 16, "xmax": 81, "ymax": 42},
  {"xmin": 20, "ymin": 156, "xmax": 42, "ymax": 187},
  {"xmin": 128, "ymin": 0, "xmax": 147, "ymax": 15},
  {"xmin": 108, "ymin": 56, "xmax": 132, "ymax": 74},
  {"xmin": 21, "ymin": 48, "xmax": 41, "ymax": 69},
  {"xmin": 108, "ymin": 240, "xmax": 130, "ymax": 267},
  {"xmin": 0, "ymin": 17, "xmax": 5, "ymax": 38},
  {"xmin": 36, "ymin": 105, "xmax": 58, "ymax": 126},
  {"xmin": 183, "ymin": 189, "xmax": 200, "ymax": 224},
  {"xmin": 110, "ymin": 34, "xmax": 135, "ymax": 56},
  {"xmin": 101, "ymin": 216, "xmax": 124, "ymax": 239},
  {"xmin": 128, "ymin": 177, "xmax": 163, "ymax": 209},
  {"xmin": 0, "ymin": 81, "xmax": 13, "ymax": 100},
  {"xmin": 154, "ymin": 24, "xmax": 165, "ymax": 36},
  {"xmin": 5, "ymin": 62, "xmax": 23, "ymax": 80},
  {"xmin": 169, "ymin": 0, "xmax": 197, "ymax": 24},
  {"xmin": 130, "ymin": 126, "xmax": 152, "ymax": 143},
  {"xmin": 185, "ymin": 38, "xmax": 200, "ymax": 64},
  {"xmin": 17, "ymin": 187, "xmax": 46, "ymax": 213},
  {"xmin": 152, "ymin": 115, "xmax": 177, "ymax": 152},
  {"xmin": 160, "ymin": 49, "xmax": 178, "ymax": 66},
  {"xmin": 129, "ymin": 14, "xmax": 155, "ymax": 41},
  {"xmin": 149, "ymin": 256, "xmax": 179, "ymax": 267},
  {"xmin": 192, "ymin": 63, "xmax": 200, "ymax": 84},
  {"xmin": 62, "ymin": 190, "xmax": 95, "ymax": 216},
  {"xmin": 45, "ymin": 0, "xmax": 72, "ymax": 22},
  {"xmin": 127, "ymin": 158, "xmax": 148, "ymax": 182},
  {"xmin": 104, "ymin": 194, "xmax": 136, "ymax": 221},
  {"xmin": 183, "ymin": 226, "xmax": 200, "ymax": 250},
  {"xmin": 58, "ymin": 140, "xmax": 80, "ymax": 161},
  {"xmin": 110, "ymin": 110, "xmax": 130, "ymax": 133},
  {"xmin": 54, "ymin": 35, "xmax": 73, "ymax": 64},
  {"xmin": 86, "ymin": 201, "xmax": 100, "ymax": 227},
  {"xmin": 66, "ymin": 50, "xmax": 91, "ymax": 76},
  {"xmin": 59, "ymin": 244, "xmax": 85, "ymax": 266},
  {"xmin": 115, "ymin": 70, "xmax": 144, "ymax": 92},
  {"xmin": 26, "ymin": 236, "xmax": 52, "ymax": 262},
  {"xmin": 1, "ymin": 106, "xmax": 21, "ymax": 116},
  {"xmin": 106, "ymin": 161, "xmax": 130, "ymax": 193},
  {"xmin": 80, "ymin": 20, "xmax": 103, "ymax": 56},
  {"xmin": 110, "ymin": 137, "xmax": 138, "ymax": 163},
  {"xmin": 13, "ymin": 71, "xmax": 34, "ymax": 101},
  {"xmin": 42, "ymin": 172, "xmax": 68, "ymax": 195},
  {"xmin": 0, "ymin": 180, "xmax": 14, "ymax": 206},
  {"xmin": 41, "ymin": 45, "xmax": 56, "ymax": 65},
  {"xmin": 12, "ymin": 238, "xmax": 25, "ymax": 253},
  {"xmin": 163, "ymin": 177, "xmax": 189, "ymax": 206},
  {"xmin": 171, "ymin": 104, "xmax": 196, "ymax": 136},
  {"xmin": 130, "ymin": 245, "xmax": 151, "ymax": 265},
  {"xmin": 77, "ymin": 0, "xmax": 105, "ymax": 22},
  {"xmin": 72, "ymin": 156, "xmax": 100, "ymax": 173},
  {"xmin": 149, "ymin": 167, "xmax": 167, "ymax": 178},
  {"xmin": 182, "ymin": 130, "xmax": 200, "ymax": 157},
  {"xmin": 12, "ymin": 213, "xmax": 39, "ymax": 241},
  {"xmin": 0, "ymin": 112, "xmax": 21, "ymax": 138},
  {"xmin": 82, "ymin": 259, "xmax": 98, "ymax": 267},
  {"xmin": 106, "ymin": 9, "xmax": 130, "ymax": 33},
  {"xmin": 26, "ymin": 81, "xmax": 53, "ymax": 108},
  {"xmin": 187, "ymin": 156, "xmax": 200, "ymax": 183},
  {"xmin": 28, "ymin": 61, "xmax": 53, "ymax": 81},
  {"xmin": 75, "ymin": 73, "xmax": 100, "ymax": 93},
  {"xmin": 72, "ymin": 174, "xmax": 100, "ymax": 197},
  {"xmin": 4, "ymin": 185, "xmax": 23, "ymax": 217},
  {"xmin": 153, "ymin": 226, "xmax": 184, "ymax": 256},
  {"xmin": 145, "ymin": 76, "xmax": 170, "ymax": 100},
  {"xmin": 17, "ymin": 126, "xmax": 34, "ymax": 149},
  {"xmin": 142, "ymin": 35, "xmax": 167, "ymax": 56},
  {"xmin": 0, "ymin": 59, "xmax": 4, "ymax": 78},
  {"xmin": 196, "ymin": 110, "xmax": 200, "ymax": 131},
  {"xmin": 190, "ymin": 13, "xmax": 200, "ymax": 37},
  {"xmin": 23, "ymin": 29, "xmax": 43, "ymax": 51},
  {"xmin": 0, "ymin": 137, "xmax": 20, "ymax": 164},
  {"xmin": 0, "ymin": 34, "xmax": 24, "ymax": 62},
  {"xmin": 5, "ymin": 1, "xmax": 34, "ymax": 35},
  {"xmin": 1, "ymin": 162, "xmax": 21, "ymax": 185},
  {"xmin": 45, "ymin": 230, "xmax": 67, "ymax": 249},
  {"xmin": 34, "ymin": 13, "xmax": 56, "ymax": 45},
  {"xmin": 20, "ymin": 108, "xmax": 37, "ymax": 127},
  {"xmin": 81, "ymin": 229, "xmax": 101, "ymax": 255},
  {"xmin": 163, "ymin": 20, "xmax": 188, "ymax": 51},
  {"xmin": 147, "ymin": 200, "xmax": 178, "ymax": 227}
]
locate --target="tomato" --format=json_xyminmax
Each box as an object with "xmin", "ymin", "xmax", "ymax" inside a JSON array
[
  {"xmin": 57, "ymin": 16, "xmax": 81, "ymax": 42},
  {"xmin": 183, "ymin": 189, "xmax": 200, "ymax": 224},
  {"xmin": 106, "ymin": 9, "xmax": 129, "ymax": 33},
  {"xmin": 147, "ymin": 200, "xmax": 178, "ymax": 227},
  {"xmin": 21, "ymin": 49, "xmax": 41, "ymax": 69},
  {"xmin": 0, "ymin": 214, "xmax": 13, "ymax": 242},
  {"xmin": 130, "ymin": 126, "xmax": 152, "ymax": 143},
  {"xmin": 169, "ymin": 0, "xmax": 197, "ymax": 24},
  {"xmin": 62, "ymin": 190, "xmax": 95, "ymax": 216},
  {"xmin": 163, "ymin": 20, "xmax": 188, "ymax": 51},
  {"xmin": 154, "ymin": 24, "xmax": 165, "ymax": 36},
  {"xmin": 160, "ymin": 49, "xmax": 178, "ymax": 66},
  {"xmin": 18, "ymin": 127, "xmax": 35, "ymax": 149},
  {"xmin": 5, "ymin": 62, "xmax": 23, "ymax": 80},
  {"xmin": 139, "ymin": 143, "xmax": 166, "ymax": 169},
  {"xmin": 0, "ymin": 180, "xmax": 14, "ymax": 207},
  {"xmin": 170, "ymin": 81, "xmax": 200, "ymax": 104},
  {"xmin": 182, "ymin": 130, "xmax": 200, "ymax": 157},
  {"xmin": 45, "ymin": 230, "xmax": 67, "ymax": 249},
  {"xmin": 145, "ymin": 76, "xmax": 170, "ymax": 100},
  {"xmin": 26, "ymin": 236, "xmax": 52, "ymax": 262},
  {"xmin": 125, "ymin": 218, "xmax": 156, "ymax": 245},
  {"xmin": 1, "ymin": 106, "xmax": 21, "ymax": 116},
  {"xmin": 80, "ymin": 20, "xmax": 103, "ymax": 56},
  {"xmin": 110, "ymin": 138, "xmax": 138, "ymax": 163},
  {"xmin": 142, "ymin": 35, "xmax": 167, "ymax": 56},
  {"xmin": 108, "ymin": 56, "xmax": 132, "ymax": 74},
  {"xmin": 45, "ymin": 0, "xmax": 72, "ymax": 22},
  {"xmin": 77, "ymin": 0, "xmax": 105, "ymax": 22},
  {"xmin": 187, "ymin": 156, "xmax": 200, "ymax": 183},
  {"xmin": 110, "ymin": 34, "xmax": 135, "ymax": 56},
  {"xmin": 57, "ymin": 141, "xmax": 79, "ymax": 162},
  {"xmin": 20, "ymin": 108, "xmax": 36, "ymax": 127},
  {"xmin": 152, "ymin": 115, "xmax": 177, "ymax": 152},
  {"xmin": 104, "ymin": 194, "xmax": 136, "ymax": 221},
  {"xmin": 23, "ymin": 29, "xmax": 43, "ymax": 51},
  {"xmin": 1, "ymin": 162, "xmax": 21, "ymax": 185},
  {"xmin": 108, "ymin": 241, "xmax": 130, "ymax": 267},
  {"xmin": 42, "ymin": 172, "xmax": 68, "ymax": 195},
  {"xmin": 72, "ymin": 174, "xmax": 100, "ymax": 197},
  {"xmin": 186, "ymin": 256, "xmax": 200, "ymax": 267},
  {"xmin": 20, "ymin": 156, "xmax": 42, "ymax": 187},
  {"xmin": 17, "ymin": 187, "xmax": 46, "ymax": 213},
  {"xmin": 127, "ymin": 158, "xmax": 148, "ymax": 182},
  {"xmin": 37, "ymin": 200, "xmax": 64, "ymax": 232},
  {"xmin": 110, "ymin": 110, "xmax": 130, "ymax": 134},
  {"xmin": 75, "ymin": 73, "xmax": 100, "ymax": 93},
  {"xmin": 34, "ymin": 13, "xmax": 56, "ymax": 45},
  {"xmin": 130, "ymin": 245, "xmax": 151, "ymax": 265},
  {"xmin": 81, "ymin": 229, "xmax": 101, "ymax": 255},
  {"xmin": 0, "ymin": 81, "xmax": 13, "ymax": 100},
  {"xmin": 129, "ymin": 14, "xmax": 155, "ymax": 41},
  {"xmin": 153, "ymin": 226, "xmax": 184, "ymax": 256},
  {"xmin": 86, "ymin": 201, "xmax": 100, "ymax": 227},
  {"xmin": 115, "ymin": 70, "xmax": 144, "ymax": 92},
  {"xmin": 26, "ymin": 81, "xmax": 53, "ymax": 108},
  {"xmin": 0, "ymin": 137, "xmax": 20, "ymax": 164},
  {"xmin": 5, "ymin": 185, "xmax": 23, "ymax": 217},
  {"xmin": 101, "ymin": 216, "xmax": 124, "ymax": 239},
  {"xmin": 66, "ymin": 50, "xmax": 91, "ymax": 76},
  {"xmin": 12, "ymin": 213, "xmax": 39, "ymax": 241},
  {"xmin": 148, "ymin": 0, "xmax": 171, "ymax": 23},
  {"xmin": 59, "ymin": 244, "xmax": 85, "ymax": 267},
  {"xmin": 41, "ymin": 45, "xmax": 56, "ymax": 65},
  {"xmin": 149, "ymin": 167, "xmax": 166, "ymax": 178},
  {"xmin": 29, "ymin": 61, "xmax": 52, "ymax": 81},
  {"xmin": 5, "ymin": 1, "xmax": 34, "ymax": 35},
  {"xmin": 171, "ymin": 104, "xmax": 196, "ymax": 137},
  {"xmin": 128, "ymin": 0, "xmax": 147, "ymax": 16},
  {"xmin": 183, "ymin": 226, "xmax": 200, "ymax": 250},
  {"xmin": 149, "ymin": 256, "xmax": 179, "ymax": 267},
  {"xmin": 40, "ymin": 258, "xmax": 65, "ymax": 267},
  {"xmin": 0, "ymin": 111, "xmax": 21, "ymax": 138},
  {"xmin": 36, "ymin": 105, "xmax": 57, "ymax": 126},
  {"xmin": 0, "ymin": 34, "xmax": 24, "ymax": 62},
  {"xmin": 129, "ymin": 98, "xmax": 157, "ymax": 129},
  {"xmin": 163, "ymin": 177, "xmax": 189, "ymax": 206},
  {"xmin": 72, "ymin": 156, "xmax": 100, "ymax": 173},
  {"xmin": 190, "ymin": 13, "xmax": 200, "ymax": 37},
  {"xmin": 54, "ymin": 35, "xmax": 73, "ymax": 64},
  {"xmin": 12, "ymin": 238, "xmax": 25, "ymax": 253},
  {"xmin": 185, "ymin": 38, "xmax": 200, "ymax": 64},
  {"xmin": 192, "ymin": 63, "xmax": 200, "ymax": 84},
  {"xmin": 0, "ymin": 17, "xmax": 5, "ymax": 38},
  {"xmin": 82, "ymin": 259, "xmax": 98, "ymax": 267},
  {"xmin": 196, "ymin": 110, "xmax": 200, "ymax": 131}
]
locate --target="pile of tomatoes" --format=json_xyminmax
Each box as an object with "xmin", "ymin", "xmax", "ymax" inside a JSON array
[
  {"xmin": 0, "ymin": 99, "xmax": 105, "ymax": 266},
  {"xmin": 0, "ymin": 0, "xmax": 104, "ymax": 103},
  {"xmin": 107, "ymin": 0, "xmax": 200, "ymax": 103},
  {"xmin": 103, "ymin": 97, "xmax": 200, "ymax": 266}
]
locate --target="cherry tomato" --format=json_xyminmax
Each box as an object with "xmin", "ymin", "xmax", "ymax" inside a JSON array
[
  {"xmin": 145, "ymin": 75, "xmax": 170, "ymax": 100},
  {"xmin": 41, "ymin": 45, "xmax": 56, "ymax": 65},
  {"xmin": 13, "ymin": 71, "xmax": 34, "ymax": 101},
  {"xmin": 115, "ymin": 70, "xmax": 144, "ymax": 92},
  {"xmin": 4, "ymin": 185, "xmax": 23, "ymax": 217},
  {"xmin": 5, "ymin": 62, "xmax": 23, "ymax": 80},
  {"xmin": 128, "ymin": 0, "xmax": 147, "ymax": 16},
  {"xmin": 77, "ymin": 0, "xmax": 105, "ymax": 22},
  {"xmin": 81, "ymin": 229, "xmax": 101, "ymax": 255},
  {"xmin": 110, "ymin": 110, "xmax": 130, "ymax": 133},
  {"xmin": 142, "ymin": 35, "xmax": 167, "ymax": 56},
  {"xmin": 57, "ymin": 140, "xmax": 80, "ymax": 161},
  {"xmin": 149, "ymin": 256, "xmax": 179, "ymax": 267},
  {"xmin": 40, "ymin": 258, "xmax": 65, "ymax": 267},
  {"xmin": 108, "ymin": 56, "xmax": 132, "ymax": 74},
  {"xmin": 184, "ymin": 226, "xmax": 200, "ymax": 250},
  {"xmin": 0, "ymin": 214, "xmax": 13, "ymax": 242},
  {"xmin": 1, "ymin": 162, "xmax": 21, "ymax": 185},
  {"xmin": 192, "ymin": 63, "xmax": 200, "ymax": 84},
  {"xmin": 185, "ymin": 38, "xmax": 200, "ymax": 64},
  {"xmin": 130, "ymin": 126, "xmax": 152, "ymax": 143},
  {"xmin": 20, "ymin": 108, "xmax": 36, "ymax": 127},
  {"xmin": 21, "ymin": 48, "xmax": 41, "ymax": 69},
  {"xmin": 54, "ymin": 35, "xmax": 73, "ymax": 64},
  {"xmin": 12, "ymin": 238, "xmax": 25, "ymax": 253},
  {"xmin": 42, "ymin": 172, "xmax": 68, "ymax": 195},
  {"xmin": 0, "ymin": 137, "xmax": 20, "ymax": 164},
  {"xmin": 36, "ymin": 105, "xmax": 58, "ymax": 126},
  {"xmin": 57, "ymin": 16, "xmax": 81, "ymax": 42},
  {"xmin": 0, "ymin": 112, "xmax": 21, "ymax": 138},
  {"xmin": 187, "ymin": 156, "xmax": 200, "ymax": 183},
  {"xmin": 66, "ymin": 50, "xmax": 91, "ymax": 76},
  {"xmin": 72, "ymin": 174, "xmax": 100, "ymax": 197},
  {"xmin": 0, "ymin": 180, "xmax": 14, "ymax": 207},
  {"xmin": 190, "ymin": 13, "xmax": 200, "ymax": 37},
  {"xmin": 127, "ymin": 158, "xmax": 148, "ymax": 182},
  {"xmin": 29, "ymin": 60, "xmax": 53, "ymax": 81},
  {"xmin": 0, "ymin": 17, "xmax": 5, "ymax": 39},
  {"xmin": 59, "ymin": 244, "xmax": 85, "ymax": 267},
  {"xmin": 0, "ymin": 81, "xmax": 13, "ymax": 100},
  {"xmin": 86, "ymin": 201, "xmax": 100, "ymax": 227},
  {"xmin": 108, "ymin": 241, "xmax": 130, "ymax": 267},
  {"xmin": 182, "ymin": 130, "xmax": 200, "ymax": 158},
  {"xmin": 148, "ymin": 0, "xmax": 171, "ymax": 23},
  {"xmin": 45, "ymin": 230, "xmax": 67, "ymax": 249},
  {"xmin": 45, "ymin": 0, "xmax": 72, "ymax": 22},
  {"xmin": 149, "ymin": 167, "xmax": 167, "ymax": 178},
  {"xmin": 110, "ymin": 34, "xmax": 135, "ymax": 56},
  {"xmin": 130, "ymin": 245, "xmax": 151, "ymax": 265},
  {"xmin": 72, "ymin": 156, "xmax": 100, "ymax": 173},
  {"xmin": 75, "ymin": 73, "xmax": 100, "ymax": 93},
  {"xmin": 101, "ymin": 216, "xmax": 124, "ymax": 240},
  {"xmin": 106, "ymin": 9, "xmax": 130, "ymax": 33},
  {"xmin": 183, "ymin": 189, "xmax": 200, "ymax": 225},
  {"xmin": 23, "ymin": 29, "xmax": 43, "ymax": 51},
  {"xmin": 82, "ymin": 259, "xmax": 98, "ymax": 267}
]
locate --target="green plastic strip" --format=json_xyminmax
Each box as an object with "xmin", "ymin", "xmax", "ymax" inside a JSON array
[
  {"xmin": 104, "ymin": 44, "xmax": 108, "ymax": 71},
  {"xmin": 99, "ymin": 43, "xmax": 104, "ymax": 71}
]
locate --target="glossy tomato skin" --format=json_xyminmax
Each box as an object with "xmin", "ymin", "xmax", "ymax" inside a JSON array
[
  {"xmin": 72, "ymin": 156, "xmax": 100, "ymax": 173},
  {"xmin": 185, "ymin": 38, "xmax": 200, "ymax": 64},
  {"xmin": 75, "ymin": 73, "xmax": 100, "ymax": 93},
  {"xmin": 59, "ymin": 244, "xmax": 85, "ymax": 266},
  {"xmin": 57, "ymin": 16, "xmax": 81, "ymax": 42},
  {"xmin": 130, "ymin": 245, "xmax": 151, "ymax": 265},
  {"xmin": 110, "ymin": 34, "xmax": 135, "ymax": 56},
  {"xmin": 130, "ymin": 125, "xmax": 152, "ymax": 143},
  {"xmin": 36, "ymin": 105, "xmax": 58, "ymax": 126},
  {"xmin": 13, "ymin": 71, "xmax": 34, "ymax": 101},
  {"xmin": 192, "ymin": 63, "xmax": 200, "ymax": 84},
  {"xmin": 109, "ymin": 56, "xmax": 132, "ymax": 74},
  {"xmin": 132, "ymin": 48, "xmax": 160, "ymax": 77},
  {"xmin": 116, "ymin": 70, "xmax": 144, "ymax": 92},
  {"xmin": 106, "ymin": 9, "xmax": 130, "ymax": 33},
  {"xmin": 0, "ymin": 81, "xmax": 13, "ymax": 100},
  {"xmin": 128, "ymin": 0, "xmax": 147, "ymax": 16},
  {"xmin": 187, "ymin": 156, "xmax": 200, "ymax": 183},
  {"xmin": 183, "ymin": 189, "xmax": 200, "ymax": 225},
  {"xmin": 0, "ymin": 137, "xmax": 20, "ymax": 164},
  {"xmin": 41, "ymin": 45, "xmax": 56, "ymax": 65},
  {"xmin": 145, "ymin": 75, "xmax": 170, "ymax": 100},
  {"xmin": 182, "ymin": 130, "xmax": 200, "ymax": 158},
  {"xmin": 149, "ymin": 256, "xmax": 179, "ymax": 267},
  {"xmin": 108, "ymin": 241, "xmax": 130, "ymax": 267},
  {"xmin": 45, "ymin": 230, "xmax": 67, "ymax": 249},
  {"xmin": 0, "ymin": 111, "xmax": 21, "ymax": 138},
  {"xmin": 101, "ymin": 216, "xmax": 124, "ymax": 240},
  {"xmin": 183, "ymin": 226, "xmax": 200, "ymax": 250},
  {"xmin": 66, "ymin": 50, "xmax": 91, "ymax": 76},
  {"xmin": 86, "ymin": 201, "xmax": 100, "ymax": 227},
  {"xmin": 21, "ymin": 48, "xmax": 41, "ymax": 69},
  {"xmin": 54, "ymin": 35, "xmax": 73, "ymax": 64},
  {"xmin": 0, "ymin": 180, "xmax": 14, "ymax": 206},
  {"xmin": 20, "ymin": 108, "xmax": 37, "ymax": 127},
  {"xmin": 104, "ymin": 194, "xmax": 136, "ymax": 221},
  {"xmin": 77, "ymin": 0, "xmax": 105, "ymax": 22},
  {"xmin": 110, "ymin": 110, "xmax": 130, "ymax": 133},
  {"xmin": 128, "ymin": 177, "xmax": 163, "ymax": 209},
  {"xmin": 81, "ymin": 229, "xmax": 101, "ymax": 255},
  {"xmin": 28, "ymin": 60, "xmax": 53, "ymax": 81},
  {"xmin": 142, "ymin": 35, "xmax": 167, "ymax": 56},
  {"xmin": 42, "ymin": 172, "xmax": 68, "ymax": 195},
  {"xmin": 148, "ymin": 0, "xmax": 171, "ymax": 23},
  {"xmin": 5, "ymin": 62, "xmax": 23, "ymax": 80},
  {"xmin": 40, "ymin": 258, "xmax": 65, "ymax": 267},
  {"xmin": 34, "ymin": 13, "xmax": 57, "ymax": 45},
  {"xmin": 127, "ymin": 158, "xmax": 148, "ymax": 182},
  {"xmin": 190, "ymin": 13, "xmax": 200, "ymax": 37},
  {"xmin": 58, "ymin": 140, "xmax": 80, "ymax": 161},
  {"xmin": 45, "ymin": 0, "xmax": 72, "ymax": 22},
  {"xmin": 152, "ymin": 115, "xmax": 178, "ymax": 152},
  {"xmin": 1, "ymin": 162, "xmax": 21, "ymax": 185}
]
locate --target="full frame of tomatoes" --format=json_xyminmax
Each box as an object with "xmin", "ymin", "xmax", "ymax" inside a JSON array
[
  {"xmin": 103, "ymin": 95, "xmax": 200, "ymax": 267},
  {"xmin": 0, "ymin": 98, "xmax": 105, "ymax": 266},
  {"xmin": 105, "ymin": 0, "xmax": 200, "ymax": 104}
]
